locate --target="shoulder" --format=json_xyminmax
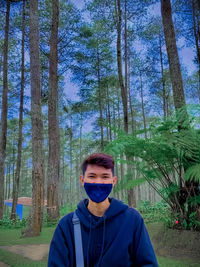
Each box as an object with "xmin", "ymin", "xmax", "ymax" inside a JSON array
[
  {"xmin": 109, "ymin": 198, "xmax": 143, "ymax": 221},
  {"xmin": 59, "ymin": 211, "xmax": 74, "ymax": 223},
  {"xmin": 123, "ymin": 206, "xmax": 144, "ymax": 227},
  {"xmin": 126, "ymin": 206, "xmax": 143, "ymax": 219},
  {"xmin": 57, "ymin": 212, "xmax": 74, "ymax": 230}
]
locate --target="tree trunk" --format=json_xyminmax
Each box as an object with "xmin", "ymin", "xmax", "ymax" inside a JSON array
[
  {"xmin": 69, "ymin": 122, "xmax": 73, "ymax": 211},
  {"xmin": 97, "ymin": 45, "xmax": 104, "ymax": 151},
  {"xmin": 11, "ymin": 0, "xmax": 25, "ymax": 221},
  {"xmin": 106, "ymin": 85, "xmax": 112, "ymax": 141},
  {"xmin": 116, "ymin": 0, "xmax": 128, "ymax": 134},
  {"xmin": 0, "ymin": 0, "xmax": 10, "ymax": 219},
  {"xmin": 124, "ymin": 0, "xmax": 136, "ymax": 207},
  {"xmin": 192, "ymin": 0, "xmax": 200, "ymax": 103},
  {"xmin": 47, "ymin": 0, "xmax": 60, "ymax": 221},
  {"xmin": 8, "ymin": 164, "xmax": 11, "ymax": 199},
  {"xmin": 5, "ymin": 165, "xmax": 8, "ymax": 200},
  {"xmin": 105, "ymin": 107, "xmax": 109, "ymax": 141},
  {"xmin": 112, "ymin": 102, "xmax": 117, "ymax": 139},
  {"xmin": 23, "ymin": 0, "xmax": 45, "ymax": 237},
  {"xmin": 159, "ymin": 33, "xmax": 167, "ymax": 118},
  {"xmin": 117, "ymin": 87, "xmax": 121, "ymax": 130},
  {"xmin": 79, "ymin": 112, "xmax": 83, "ymax": 166},
  {"xmin": 140, "ymin": 71, "xmax": 147, "ymax": 139},
  {"xmin": 161, "ymin": 0, "xmax": 186, "ymax": 112},
  {"xmin": 128, "ymin": 55, "xmax": 135, "ymax": 133},
  {"xmin": 5, "ymin": 163, "xmax": 10, "ymax": 200}
]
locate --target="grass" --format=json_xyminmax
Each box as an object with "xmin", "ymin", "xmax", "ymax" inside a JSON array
[
  {"xmin": 0, "ymin": 227, "xmax": 55, "ymax": 246},
  {"xmin": 0, "ymin": 248, "xmax": 47, "ymax": 267},
  {"xmin": 1, "ymin": 249, "xmax": 199, "ymax": 267},
  {"xmin": 0, "ymin": 227, "xmax": 55, "ymax": 266},
  {"xmin": 0, "ymin": 248, "xmax": 199, "ymax": 267},
  {"xmin": 157, "ymin": 256, "xmax": 200, "ymax": 267},
  {"xmin": 0, "ymin": 220, "xmax": 199, "ymax": 267}
]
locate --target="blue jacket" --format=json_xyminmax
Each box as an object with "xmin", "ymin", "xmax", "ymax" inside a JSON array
[{"xmin": 48, "ymin": 198, "xmax": 158, "ymax": 267}]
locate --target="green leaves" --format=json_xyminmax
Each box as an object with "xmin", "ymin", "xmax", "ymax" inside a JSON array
[
  {"xmin": 187, "ymin": 195, "xmax": 200, "ymax": 206},
  {"xmin": 159, "ymin": 184, "xmax": 179, "ymax": 198},
  {"xmin": 106, "ymin": 106, "xmax": 200, "ymax": 222},
  {"xmin": 114, "ymin": 174, "xmax": 146, "ymax": 192},
  {"xmin": 107, "ymin": 106, "xmax": 200, "ymax": 185},
  {"xmin": 184, "ymin": 164, "xmax": 200, "ymax": 183}
]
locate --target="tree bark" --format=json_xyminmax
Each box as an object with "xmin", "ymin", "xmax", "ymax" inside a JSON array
[
  {"xmin": 69, "ymin": 122, "xmax": 73, "ymax": 211},
  {"xmin": 128, "ymin": 54, "xmax": 135, "ymax": 133},
  {"xmin": 8, "ymin": 164, "xmax": 11, "ymax": 199},
  {"xmin": 124, "ymin": 0, "xmax": 136, "ymax": 207},
  {"xmin": 116, "ymin": 0, "xmax": 128, "ymax": 134},
  {"xmin": 97, "ymin": 44, "xmax": 104, "ymax": 151},
  {"xmin": 192, "ymin": 0, "xmax": 200, "ymax": 103},
  {"xmin": 11, "ymin": 0, "xmax": 25, "ymax": 221},
  {"xmin": 159, "ymin": 33, "xmax": 167, "ymax": 118},
  {"xmin": 0, "ymin": 0, "xmax": 10, "ymax": 219},
  {"xmin": 23, "ymin": 0, "xmax": 45, "ymax": 237},
  {"xmin": 47, "ymin": 0, "xmax": 60, "ymax": 221},
  {"xmin": 140, "ymin": 71, "xmax": 147, "ymax": 139},
  {"xmin": 161, "ymin": 0, "xmax": 186, "ymax": 112},
  {"xmin": 106, "ymin": 85, "xmax": 112, "ymax": 141}
]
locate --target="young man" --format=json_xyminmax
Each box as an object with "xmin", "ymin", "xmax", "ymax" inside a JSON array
[{"xmin": 48, "ymin": 153, "xmax": 158, "ymax": 267}]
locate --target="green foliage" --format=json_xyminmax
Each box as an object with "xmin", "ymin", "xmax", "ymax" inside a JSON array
[
  {"xmin": 138, "ymin": 201, "xmax": 170, "ymax": 224},
  {"xmin": 184, "ymin": 164, "xmax": 200, "ymax": 182},
  {"xmin": 0, "ymin": 215, "xmax": 27, "ymax": 229},
  {"xmin": 60, "ymin": 203, "xmax": 76, "ymax": 217},
  {"xmin": 162, "ymin": 211, "xmax": 180, "ymax": 229},
  {"xmin": 42, "ymin": 213, "xmax": 59, "ymax": 227},
  {"xmin": 106, "ymin": 105, "xmax": 200, "ymax": 230},
  {"xmin": 159, "ymin": 184, "xmax": 179, "ymax": 199},
  {"xmin": 187, "ymin": 195, "xmax": 200, "ymax": 206},
  {"xmin": 182, "ymin": 211, "xmax": 200, "ymax": 231},
  {"xmin": 114, "ymin": 172, "xmax": 146, "ymax": 192}
]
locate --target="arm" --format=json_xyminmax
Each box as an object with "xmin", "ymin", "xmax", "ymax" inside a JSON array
[
  {"xmin": 133, "ymin": 216, "xmax": 158, "ymax": 267},
  {"xmin": 48, "ymin": 223, "xmax": 71, "ymax": 267}
]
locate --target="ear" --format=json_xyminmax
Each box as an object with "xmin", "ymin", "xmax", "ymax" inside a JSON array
[
  {"xmin": 80, "ymin": 175, "xmax": 84, "ymax": 186},
  {"xmin": 113, "ymin": 176, "xmax": 118, "ymax": 186}
]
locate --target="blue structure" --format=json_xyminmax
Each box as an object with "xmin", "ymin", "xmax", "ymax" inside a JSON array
[{"xmin": 4, "ymin": 202, "xmax": 23, "ymax": 220}]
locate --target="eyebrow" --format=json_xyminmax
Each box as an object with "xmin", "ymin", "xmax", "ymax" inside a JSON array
[{"xmin": 88, "ymin": 173, "xmax": 110, "ymax": 175}]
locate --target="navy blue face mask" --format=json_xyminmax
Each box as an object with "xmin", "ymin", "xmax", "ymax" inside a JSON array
[{"xmin": 84, "ymin": 183, "xmax": 113, "ymax": 203}]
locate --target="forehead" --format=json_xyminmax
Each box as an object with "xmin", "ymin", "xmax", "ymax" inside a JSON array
[{"xmin": 85, "ymin": 164, "xmax": 112, "ymax": 175}]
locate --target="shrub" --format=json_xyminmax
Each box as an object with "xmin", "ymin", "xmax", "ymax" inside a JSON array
[
  {"xmin": 0, "ymin": 215, "xmax": 28, "ymax": 229},
  {"xmin": 138, "ymin": 201, "xmax": 170, "ymax": 224}
]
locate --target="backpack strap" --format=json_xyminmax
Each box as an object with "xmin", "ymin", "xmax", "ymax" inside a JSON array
[{"xmin": 72, "ymin": 211, "xmax": 84, "ymax": 267}]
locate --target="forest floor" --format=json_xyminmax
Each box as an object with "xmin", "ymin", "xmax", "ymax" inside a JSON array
[
  {"xmin": 0, "ymin": 223, "xmax": 200, "ymax": 266},
  {"xmin": 147, "ymin": 223, "xmax": 200, "ymax": 263},
  {"xmin": 0, "ymin": 244, "xmax": 49, "ymax": 261}
]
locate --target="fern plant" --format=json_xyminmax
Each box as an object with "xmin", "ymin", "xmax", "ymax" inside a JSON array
[{"xmin": 105, "ymin": 105, "xmax": 200, "ymax": 230}]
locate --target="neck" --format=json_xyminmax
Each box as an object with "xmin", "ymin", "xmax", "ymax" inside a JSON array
[{"xmin": 88, "ymin": 198, "xmax": 110, "ymax": 217}]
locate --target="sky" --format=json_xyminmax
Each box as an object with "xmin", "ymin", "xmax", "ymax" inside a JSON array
[
  {"xmin": 64, "ymin": 0, "xmax": 196, "ymax": 104},
  {"xmin": 73, "ymin": 0, "xmax": 85, "ymax": 10}
]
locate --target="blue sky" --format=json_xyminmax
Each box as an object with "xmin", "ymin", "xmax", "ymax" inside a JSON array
[{"xmin": 64, "ymin": 0, "xmax": 196, "ymax": 104}]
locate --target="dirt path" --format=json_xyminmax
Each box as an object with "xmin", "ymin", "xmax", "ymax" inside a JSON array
[
  {"xmin": 0, "ymin": 244, "xmax": 49, "ymax": 261},
  {"xmin": 0, "ymin": 262, "xmax": 10, "ymax": 267}
]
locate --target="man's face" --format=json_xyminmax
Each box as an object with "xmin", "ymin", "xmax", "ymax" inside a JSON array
[{"xmin": 80, "ymin": 164, "xmax": 117, "ymax": 186}]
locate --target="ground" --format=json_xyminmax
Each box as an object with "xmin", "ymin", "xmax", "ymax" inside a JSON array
[
  {"xmin": 0, "ymin": 244, "xmax": 49, "ymax": 261},
  {"xmin": 0, "ymin": 223, "xmax": 200, "ymax": 266},
  {"xmin": 147, "ymin": 223, "xmax": 200, "ymax": 261},
  {"xmin": 0, "ymin": 262, "xmax": 9, "ymax": 267}
]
